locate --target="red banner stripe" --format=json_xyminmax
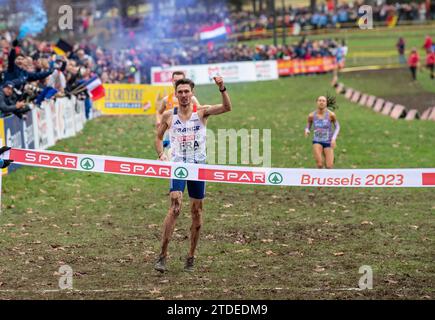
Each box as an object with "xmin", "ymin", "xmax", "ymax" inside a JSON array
[
  {"xmin": 422, "ymin": 173, "xmax": 435, "ymax": 186},
  {"xmin": 198, "ymin": 168, "xmax": 265, "ymax": 184},
  {"xmin": 104, "ymin": 160, "xmax": 171, "ymax": 178},
  {"xmin": 10, "ymin": 149, "xmax": 78, "ymax": 169}
]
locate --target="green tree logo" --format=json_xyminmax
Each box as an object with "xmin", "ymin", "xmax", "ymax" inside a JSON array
[
  {"xmin": 268, "ymin": 172, "xmax": 283, "ymax": 185},
  {"xmin": 80, "ymin": 158, "xmax": 95, "ymax": 170},
  {"xmin": 174, "ymin": 167, "xmax": 188, "ymax": 179}
]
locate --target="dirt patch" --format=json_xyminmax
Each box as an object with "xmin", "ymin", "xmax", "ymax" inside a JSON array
[
  {"xmin": 383, "ymin": 92, "xmax": 435, "ymax": 114},
  {"xmin": 343, "ymin": 68, "xmax": 435, "ymax": 114}
]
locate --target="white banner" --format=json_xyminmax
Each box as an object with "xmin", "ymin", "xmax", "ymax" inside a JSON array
[
  {"xmin": 31, "ymin": 97, "xmax": 88, "ymax": 150},
  {"xmin": 49, "ymin": 100, "xmax": 62, "ymax": 143},
  {"xmin": 151, "ymin": 61, "xmax": 279, "ymax": 85},
  {"xmin": 4, "ymin": 148, "xmax": 434, "ymax": 188},
  {"xmin": 74, "ymin": 99, "xmax": 86, "ymax": 132},
  {"xmin": 32, "ymin": 103, "xmax": 55, "ymax": 150},
  {"xmin": 255, "ymin": 61, "xmax": 279, "ymax": 81},
  {"xmin": 60, "ymin": 97, "xmax": 76, "ymax": 139}
]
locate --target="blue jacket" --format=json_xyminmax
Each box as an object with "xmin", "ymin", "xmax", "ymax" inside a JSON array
[{"xmin": 4, "ymin": 48, "xmax": 54, "ymax": 85}]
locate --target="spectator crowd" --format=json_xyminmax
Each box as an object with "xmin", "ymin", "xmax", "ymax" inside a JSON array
[
  {"xmin": 0, "ymin": 1, "xmax": 433, "ymax": 118},
  {"xmin": 101, "ymin": 0, "xmax": 434, "ymax": 40},
  {"xmin": 1, "ymin": 29, "xmax": 348, "ymax": 90},
  {"xmin": 0, "ymin": 30, "xmax": 98, "ymax": 119}
]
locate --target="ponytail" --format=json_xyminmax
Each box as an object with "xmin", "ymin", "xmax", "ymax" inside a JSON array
[{"xmin": 326, "ymin": 92, "xmax": 338, "ymax": 110}]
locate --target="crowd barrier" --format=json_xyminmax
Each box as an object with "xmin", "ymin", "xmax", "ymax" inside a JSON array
[
  {"xmin": 91, "ymin": 59, "xmax": 337, "ymax": 116},
  {"xmin": 151, "ymin": 59, "xmax": 335, "ymax": 85},
  {"xmin": 93, "ymin": 84, "xmax": 170, "ymax": 115},
  {"xmin": 0, "ymin": 96, "xmax": 93, "ymax": 174},
  {"xmin": 278, "ymin": 57, "xmax": 337, "ymax": 76},
  {"xmin": 151, "ymin": 61, "xmax": 280, "ymax": 85}
]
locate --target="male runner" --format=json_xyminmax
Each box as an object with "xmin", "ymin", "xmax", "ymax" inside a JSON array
[
  {"xmin": 155, "ymin": 71, "xmax": 200, "ymax": 158},
  {"xmin": 154, "ymin": 76, "xmax": 231, "ymax": 272}
]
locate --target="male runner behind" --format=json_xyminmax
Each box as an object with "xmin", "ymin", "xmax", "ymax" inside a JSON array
[
  {"xmin": 155, "ymin": 71, "xmax": 200, "ymax": 159},
  {"xmin": 154, "ymin": 76, "xmax": 231, "ymax": 272}
]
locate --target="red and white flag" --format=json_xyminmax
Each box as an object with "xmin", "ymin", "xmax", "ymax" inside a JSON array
[
  {"xmin": 199, "ymin": 23, "xmax": 230, "ymax": 42},
  {"xmin": 85, "ymin": 76, "xmax": 105, "ymax": 101}
]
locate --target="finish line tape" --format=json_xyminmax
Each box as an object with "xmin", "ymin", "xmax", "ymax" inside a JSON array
[{"xmin": 3, "ymin": 148, "xmax": 435, "ymax": 188}]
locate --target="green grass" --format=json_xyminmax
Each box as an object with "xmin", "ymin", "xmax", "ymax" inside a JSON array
[
  {"xmin": 418, "ymin": 71, "xmax": 435, "ymax": 94},
  {"xmin": 0, "ymin": 74, "xmax": 434, "ymax": 300}
]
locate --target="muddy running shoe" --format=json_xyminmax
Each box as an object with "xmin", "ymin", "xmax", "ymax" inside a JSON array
[
  {"xmin": 154, "ymin": 256, "xmax": 167, "ymax": 273},
  {"xmin": 184, "ymin": 256, "xmax": 195, "ymax": 272}
]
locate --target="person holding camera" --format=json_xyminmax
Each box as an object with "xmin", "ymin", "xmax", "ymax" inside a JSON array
[{"xmin": 0, "ymin": 81, "xmax": 31, "ymax": 118}]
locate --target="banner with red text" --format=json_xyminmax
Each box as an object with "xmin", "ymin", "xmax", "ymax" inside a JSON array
[{"xmin": 2, "ymin": 148, "xmax": 434, "ymax": 188}]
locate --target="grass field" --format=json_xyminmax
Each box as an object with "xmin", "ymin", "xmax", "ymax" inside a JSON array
[{"xmin": 0, "ymin": 72, "xmax": 434, "ymax": 299}]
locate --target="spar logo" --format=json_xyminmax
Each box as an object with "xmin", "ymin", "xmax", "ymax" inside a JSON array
[
  {"xmin": 104, "ymin": 160, "xmax": 171, "ymax": 178},
  {"xmin": 268, "ymin": 172, "xmax": 283, "ymax": 185},
  {"xmin": 14, "ymin": 150, "xmax": 78, "ymax": 168},
  {"xmin": 80, "ymin": 158, "xmax": 95, "ymax": 170},
  {"xmin": 198, "ymin": 168, "xmax": 265, "ymax": 184},
  {"xmin": 174, "ymin": 167, "xmax": 188, "ymax": 179}
]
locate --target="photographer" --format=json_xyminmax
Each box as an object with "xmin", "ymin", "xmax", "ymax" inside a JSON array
[{"xmin": 0, "ymin": 81, "xmax": 31, "ymax": 118}]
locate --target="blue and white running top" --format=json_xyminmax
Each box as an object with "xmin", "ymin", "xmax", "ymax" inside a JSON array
[
  {"xmin": 169, "ymin": 105, "xmax": 207, "ymax": 164},
  {"xmin": 312, "ymin": 110, "xmax": 334, "ymax": 144}
]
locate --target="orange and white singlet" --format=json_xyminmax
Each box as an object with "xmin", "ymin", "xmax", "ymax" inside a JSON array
[{"xmin": 165, "ymin": 92, "xmax": 179, "ymax": 111}]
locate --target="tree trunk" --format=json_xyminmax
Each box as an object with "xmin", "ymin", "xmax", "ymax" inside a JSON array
[
  {"xmin": 310, "ymin": 0, "xmax": 317, "ymax": 13},
  {"xmin": 252, "ymin": 0, "xmax": 257, "ymax": 14},
  {"xmin": 270, "ymin": 0, "xmax": 277, "ymax": 46},
  {"xmin": 282, "ymin": 0, "xmax": 286, "ymax": 45},
  {"xmin": 267, "ymin": 0, "xmax": 274, "ymax": 14},
  {"xmin": 235, "ymin": 0, "xmax": 243, "ymax": 11},
  {"xmin": 119, "ymin": 0, "xmax": 128, "ymax": 19}
]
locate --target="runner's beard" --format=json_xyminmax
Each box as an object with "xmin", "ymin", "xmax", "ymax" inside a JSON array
[{"xmin": 179, "ymin": 97, "xmax": 191, "ymax": 108}]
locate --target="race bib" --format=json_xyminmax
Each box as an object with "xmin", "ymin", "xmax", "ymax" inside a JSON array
[
  {"xmin": 177, "ymin": 137, "xmax": 200, "ymax": 154},
  {"xmin": 314, "ymin": 129, "xmax": 329, "ymax": 142}
]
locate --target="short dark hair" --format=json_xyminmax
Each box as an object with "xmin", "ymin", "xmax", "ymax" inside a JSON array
[
  {"xmin": 175, "ymin": 78, "xmax": 195, "ymax": 91},
  {"xmin": 172, "ymin": 71, "xmax": 185, "ymax": 79}
]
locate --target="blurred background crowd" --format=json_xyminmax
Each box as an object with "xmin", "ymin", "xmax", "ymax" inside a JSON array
[{"xmin": 0, "ymin": 0, "xmax": 433, "ymax": 118}]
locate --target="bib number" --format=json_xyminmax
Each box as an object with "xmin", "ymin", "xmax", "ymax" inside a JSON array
[
  {"xmin": 178, "ymin": 140, "xmax": 200, "ymax": 153},
  {"xmin": 314, "ymin": 129, "xmax": 329, "ymax": 142}
]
